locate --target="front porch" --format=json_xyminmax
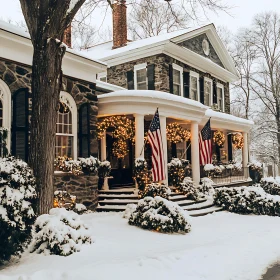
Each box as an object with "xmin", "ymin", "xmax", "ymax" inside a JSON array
[{"xmin": 97, "ymin": 90, "xmax": 253, "ymax": 189}]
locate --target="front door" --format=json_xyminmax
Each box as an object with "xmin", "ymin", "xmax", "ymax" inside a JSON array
[{"xmin": 106, "ymin": 133, "xmax": 134, "ymax": 188}]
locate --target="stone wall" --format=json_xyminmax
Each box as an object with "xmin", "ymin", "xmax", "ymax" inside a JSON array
[
  {"xmin": 0, "ymin": 58, "xmax": 99, "ymax": 156},
  {"xmin": 107, "ymin": 53, "xmax": 230, "ymax": 114},
  {"xmin": 54, "ymin": 172, "xmax": 98, "ymax": 211}
]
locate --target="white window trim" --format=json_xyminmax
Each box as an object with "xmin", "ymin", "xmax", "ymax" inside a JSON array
[
  {"xmin": 59, "ymin": 91, "xmax": 78, "ymax": 160},
  {"xmin": 204, "ymin": 77, "xmax": 213, "ymax": 107},
  {"xmin": 97, "ymin": 72, "xmax": 107, "ymax": 82},
  {"xmin": 134, "ymin": 63, "xmax": 147, "ymax": 90},
  {"xmin": 189, "ymin": 71, "xmax": 200, "ymax": 102},
  {"xmin": 172, "ymin": 63, "xmax": 184, "ymax": 97},
  {"xmin": 217, "ymin": 83, "xmax": 225, "ymax": 112},
  {"xmin": 0, "ymin": 79, "xmax": 11, "ymax": 153}
]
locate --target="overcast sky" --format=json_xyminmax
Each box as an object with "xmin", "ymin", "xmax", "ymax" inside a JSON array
[{"xmin": 0, "ymin": 0, "xmax": 279, "ymax": 34}]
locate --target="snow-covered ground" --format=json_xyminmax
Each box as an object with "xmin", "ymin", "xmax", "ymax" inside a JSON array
[{"xmin": 1, "ymin": 211, "xmax": 280, "ymax": 280}]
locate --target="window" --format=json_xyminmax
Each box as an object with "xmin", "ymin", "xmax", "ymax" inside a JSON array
[
  {"xmin": 134, "ymin": 63, "xmax": 147, "ymax": 90},
  {"xmin": 190, "ymin": 71, "xmax": 199, "ymax": 101},
  {"xmin": 172, "ymin": 64, "xmax": 183, "ymax": 96},
  {"xmin": 204, "ymin": 78, "xmax": 213, "ymax": 106},
  {"xmin": 217, "ymin": 83, "xmax": 224, "ymax": 112},
  {"xmin": 56, "ymin": 92, "xmax": 77, "ymax": 160},
  {"xmin": 98, "ymin": 72, "xmax": 107, "ymax": 82}
]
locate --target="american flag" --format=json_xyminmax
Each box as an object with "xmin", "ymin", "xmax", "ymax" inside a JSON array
[
  {"xmin": 199, "ymin": 118, "xmax": 212, "ymax": 165},
  {"xmin": 148, "ymin": 109, "xmax": 165, "ymax": 182}
]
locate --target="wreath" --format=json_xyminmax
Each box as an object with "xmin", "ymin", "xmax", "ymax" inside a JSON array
[
  {"xmin": 213, "ymin": 130, "xmax": 225, "ymax": 147},
  {"xmin": 232, "ymin": 133, "xmax": 244, "ymax": 150},
  {"xmin": 166, "ymin": 123, "xmax": 191, "ymax": 143}
]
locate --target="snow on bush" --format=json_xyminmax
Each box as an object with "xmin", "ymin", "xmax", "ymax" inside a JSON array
[
  {"xmin": 30, "ymin": 208, "xmax": 92, "ymax": 256},
  {"xmin": 73, "ymin": 203, "xmax": 87, "ymax": 215},
  {"xmin": 214, "ymin": 186, "xmax": 280, "ymax": 216},
  {"xmin": 204, "ymin": 164, "xmax": 215, "ymax": 172},
  {"xmin": 138, "ymin": 183, "xmax": 171, "ymax": 200},
  {"xmin": 168, "ymin": 158, "xmax": 187, "ymax": 187},
  {"xmin": 98, "ymin": 160, "xmax": 111, "ymax": 178},
  {"xmin": 0, "ymin": 157, "xmax": 37, "ymax": 263},
  {"xmin": 129, "ymin": 196, "xmax": 191, "ymax": 234},
  {"xmin": 123, "ymin": 203, "xmax": 137, "ymax": 219},
  {"xmin": 259, "ymin": 177, "xmax": 280, "ymax": 196},
  {"xmin": 79, "ymin": 156, "xmax": 100, "ymax": 175},
  {"xmin": 178, "ymin": 177, "xmax": 200, "ymax": 201},
  {"xmin": 198, "ymin": 177, "xmax": 215, "ymax": 197}
]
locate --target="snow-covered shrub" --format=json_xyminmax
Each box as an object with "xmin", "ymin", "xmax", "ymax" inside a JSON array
[
  {"xmin": 259, "ymin": 177, "xmax": 280, "ymax": 196},
  {"xmin": 64, "ymin": 160, "xmax": 82, "ymax": 175},
  {"xmin": 134, "ymin": 158, "xmax": 151, "ymax": 191},
  {"xmin": 79, "ymin": 156, "xmax": 100, "ymax": 175},
  {"xmin": 198, "ymin": 177, "xmax": 215, "ymax": 197},
  {"xmin": 178, "ymin": 177, "xmax": 200, "ymax": 201},
  {"xmin": 0, "ymin": 157, "xmax": 37, "ymax": 263},
  {"xmin": 214, "ymin": 186, "xmax": 280, "ymax": 216},
  {"xmin": 248, "ymin": 161, "xmax": 263, "ymax": 183},
  {"xmin": 123, "ymin": 203, "xmax": 137, "ymax": 219},
  {"xmin": 54, "ymin": 190, "xmax": 76, "ymax": 210},
  {"xmin": 129, "ymin": 196, "xmax": 191, "ymax": 233},
  {"xmin": 30, "ymin": 208, "xmax": 92, "ymax": 256},
  {"xmin": 98, "ymin": 160, "xmax": 111, "ymax": 178},
  {"xmin": 73, "ymin": 203, "xmax": 87, "ymax": 215},
  {"xmin": 204, "ymin": 164, "xmax": 215, "ymax": 172},
  {"xmin": 168, "ymin": 158, "xmax": 187, "ymax": 187},
  {"xmin": 138, "ymin": 183, "xmax": 171, "ymax": 200}
]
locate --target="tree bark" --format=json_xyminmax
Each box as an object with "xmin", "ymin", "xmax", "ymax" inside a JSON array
[{"xmin": 29, "ymin": 39, "xmax": 66, "ymax": 214}]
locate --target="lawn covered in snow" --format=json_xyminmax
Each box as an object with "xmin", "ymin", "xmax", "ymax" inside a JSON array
[{"xmin": 1, "ymin": 211, "xmax": 280, "ymax": 280}]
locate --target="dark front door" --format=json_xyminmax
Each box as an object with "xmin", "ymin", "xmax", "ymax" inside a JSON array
[{"xmin": 106, "ymin": 134, "xmax": 134, "ymax": 188}]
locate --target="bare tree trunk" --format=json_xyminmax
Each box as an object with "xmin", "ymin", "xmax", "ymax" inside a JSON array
[{"xmin": 29, "ymin": 39, "xmax": 66, "ymax": 214}]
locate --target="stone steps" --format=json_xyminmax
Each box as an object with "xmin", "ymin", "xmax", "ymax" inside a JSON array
[{"xmin": 97, "ymin": 187, "xmax": 224, "ymax": 217}]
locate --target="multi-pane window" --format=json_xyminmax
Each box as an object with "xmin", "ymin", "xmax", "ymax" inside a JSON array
[
  {"xmin": 136, "ymin": 68, "xmax": 147, "ymax": 90},
  {"xmin": 56, "ymin": 102, "xmax": 73, "ymax": 158},
  {"xmin": 204, "ymin": 79, "xmax": 212, "ymax": 106},
  {"xmin": 173, "ymin": 69, "xmax": 181, "ymax": 96},
  {"xmin": 217, "ymin": 84, "xmax": 224, "ymax": 111},
  {"xmin": 0, "ymin": 99, "xmax": 2, "ymax": 127},
  {"xmin": 190, "ymin": 72, "xmax": 199, "ymax": 101}
]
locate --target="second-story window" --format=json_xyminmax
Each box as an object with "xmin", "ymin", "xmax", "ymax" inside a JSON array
[
  {"xmin": 217, "ymin": 83, "xmax": 224, "ymax": 111},
  {"xmin": 190, "ymin": 71, "xmax": 199, "ymax": 101},
  {"xmin": 204, "ymin": 78, "xmax": 213, "ymax": 106},
  {"xmin": 172, "ymin": 64, "xmax": 183, "ymax": 96},
  {"xmin": 134, "ymin": 63, "xmax": 147, "ymax": 90}
]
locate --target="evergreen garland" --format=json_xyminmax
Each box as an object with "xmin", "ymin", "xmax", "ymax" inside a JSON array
[
  {"xmin": 133, "ymin": 158, "xmax": 151, "ymax": 191},
  {"xmin": 167, "ymin": 158, "xmax": 188, "ymax": 187}
]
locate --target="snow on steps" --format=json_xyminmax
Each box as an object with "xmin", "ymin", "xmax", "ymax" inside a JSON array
[{"xmin": 97, "ymin": 188, "xmax": 224, "ymax": 217}]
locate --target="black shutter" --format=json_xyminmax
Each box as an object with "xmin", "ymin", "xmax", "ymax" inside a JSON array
[
  {"xmin": 12, "ymin": 89, "xmax": 29, "ymax": 161},
  {"xmin": 127, "ymin": 70, "xmax": 134, "ymax": 90},
  {"xmin": 183, "ymin": 72, "xmax": 190, "ymax": 98},
  {"xmin": 228, "ymin": 134, "xmax": 233, "ymax": 161},
  {"xmin": 213, "ymin": 79, "xmax": 217, "ymax": 104},
  {"xmin": 216, "ymin": 144, "xmax": 221, "ymax": 162},
  {"xmin": 169, "ymin": 64, "xmax": 173, "ymax": 94},
  {"xmin": 171, "ymin": 143, "xmax": 177, "ymax": 158},
  {"xmin": 147, "ymin": 64, "xmax": 155, "ymax": 90},
  {"xmin": 187, "ymin": 141, "xmax": 191, "ymax": 163},
  {"xmin": 199, "ymin": 77, "xmax": 204, "ymax": 104},
  {"xmin": 79, "ymin": 103, "xmax": 91, "ymax": 157}
]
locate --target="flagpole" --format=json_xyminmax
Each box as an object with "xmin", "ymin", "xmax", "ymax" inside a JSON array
[{"xmin": 139, "ymin": 107, "xmax": 158, "ymax": 157}]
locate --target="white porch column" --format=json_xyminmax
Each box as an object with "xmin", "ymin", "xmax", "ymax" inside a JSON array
[
  {"xmin": 160, "ymin": 115, "xmax": 168, "ymax": 185},
  {"xmin": 243, "ymin": 132, "xmax": 249, "ymax": 175},
  {"xmin": 191, "ymin": 121, "xmax": 200, "ymax": 186},
  {"xmin": 101, "ymin": 131, "xmax": 106, "ymax": 161},
  {"xmin": 134, "ymin": 114, "xmax": 145, "ymax": 158}
]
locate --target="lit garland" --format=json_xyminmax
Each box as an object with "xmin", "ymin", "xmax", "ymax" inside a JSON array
[
  {"xmin": 97, "ymin": 116, "xmax": 135, "ymax": 159},
  {"xmin": 133, "ymin": 158, "xmax": 152, "ymax": 191},
  {"xmin": 232, "ymin": 133, "xmax": 244, "ymax": 150},
  {"xmin": 213, "ymin": 130, "xmax": 225, "ymax": 147},
  {"xmin": 166, "ymin": 123, "xmax": 191, "ymax": 143}
]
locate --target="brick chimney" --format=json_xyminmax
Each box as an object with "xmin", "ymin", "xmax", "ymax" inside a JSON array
[
  {"xmin": 112, "ymin": 0, "xmax": 127, "ymax": 49},
  {"xmin": 63, "ymin": 25, "xmax": 72, "ymax": 48}
]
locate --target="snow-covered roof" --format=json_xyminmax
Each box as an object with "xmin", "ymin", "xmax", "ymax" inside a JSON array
[
  {"xmin": 83, "ymin": 27, "xmax": 203, "ymax": 60},
  {"xmin": 98, "ymin": 90, "xmax": 253, "ymax": 132},
  {"xmin": 96, "ymin": 80, "xmax": 125, "ymax": 92},
  {"xmin": 0, "ymin": 20, "xmax": 107, "ymax": 67}
]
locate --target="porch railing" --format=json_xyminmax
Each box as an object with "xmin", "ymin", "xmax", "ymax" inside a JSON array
[{"xmin": 200, "ymin": 167, "xmax": 250, "ymax": 185}]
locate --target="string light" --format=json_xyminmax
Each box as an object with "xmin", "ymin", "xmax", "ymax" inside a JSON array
[
  {"xmin": 213, "ymin": 130, "xmax": 225, "ymax": 147},
  {"xmin": 166, "ymin": 123, "xmax": 191, "ymax": 143},
  {"xmin": 53, "ymin": 191, "xmax": 76, "ymax": 209},
  {"xmin": 232, "ymin": 133, "xmax": 244, "ymax": 150}
]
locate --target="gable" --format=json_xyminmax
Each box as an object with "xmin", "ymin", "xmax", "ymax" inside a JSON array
[{"xmin": 177, "ymin": 33, "xmax": 225, "ymax": 68}]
